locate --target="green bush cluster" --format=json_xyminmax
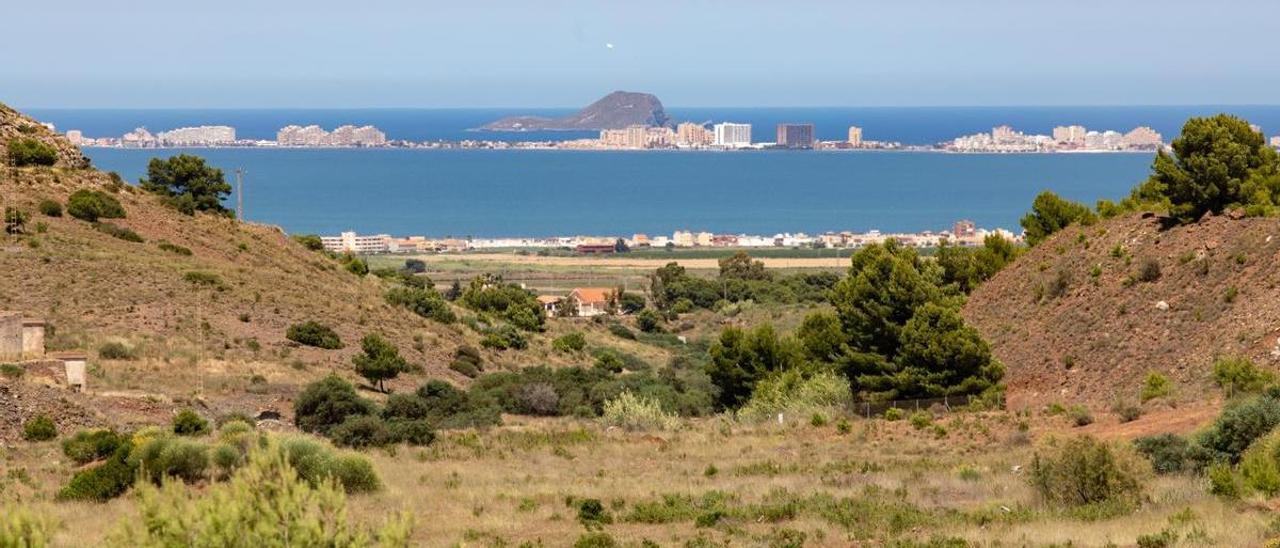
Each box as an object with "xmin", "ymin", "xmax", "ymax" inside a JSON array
[
  {"xmin": 172, "ymin": 409, "xmax": 210, "ymax": 436},
  {"xmin": 97, "ymin": 341, "xmax": 135, "ymax": 360},
  {"xmin": 37, "ymin": 199, "xmax": 62, "ymax": 217},
  {"xmin": 111, "ymin": 441, "xmax": 406, "ymax": 546},
  {"xmin": 292, "ymin": 233, "xmax": 324, "ymax": 251},
  {"xmin": 6, "ymin": 138, "xmax": 57, "ymax": 167},
  {"xmin": 62, "ymin": 429, "xmax": 125, "ymax": 464},
  {"xmin": 1028, "ymin": 435, "xmax": 1149, "ymax": 508},
  {"xmin": 92, "ymin": 221, "xmax": 143, "ymax": 242},
  {"xmin": 448, "ymin": 345, "xmax": 484, "ymax": 378},
  {"xmin": 66, "ymin": 189, "xmax": 126, "ymax": 222},
  {"xmin": 1020, "ymin": 191, "xmax": 1096, "ymax": 247},
  {"xmin": 1213, "ymin": 356, "xmax": 1275, "ymax": 395},
  {"xmin": 157, "ymin": 241, "xmax": 193, "ymax": 255},
  {"xmin": 182, "ymin": 270, "xmax": 225, "ymax": 289},
  {"xmin": 293, "ymin": 375, "xmax": 438, "ymax": 448},
  {"xmin": 286, "ymin": 321, "xmax": 343, "ymax": 349},
  {"xmin": 649, "ymin": 260, "xmax": 838, "ymax": 313},
  {"xmin": 460, "ymin": 275, "xmax": 546, "ymax": 331},
  {"xmin": 385, "ymin": 286, "xmax": 455, "ymax": 323},
  {"xmin": 479, "ymin": 324, "xmax": 528, "ymax": 350},
  {"xmin": 935, "ymin": 234, "xmax": 1023, "ymax": 293},
  {"xmin": 552, "ymin": 332, "xmax": 587, "ymax": 353},
  {"xmin": 21, "ymin": 415, "xmax": 57, "ymax": 441}
]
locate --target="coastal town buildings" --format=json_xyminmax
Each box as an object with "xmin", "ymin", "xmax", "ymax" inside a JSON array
[
  {"xmin": 950, "ymin": 124, "xmax": 1162, "ymax": 152},
  {"xmin": 676, "ymin": 122, "xmax": 714, "ymax": 147},
  {"xmin": 1272, "ymin": 136, "xmax": 1280, "ymax": 149},
  {"xmin": 713, "ymin": 123, "xmax": 752, "ymax": 148},
  {"xmin": 776, "ymin": 124, "xmax": 816, "ymax": 149},
  {"xmin": 320, "ymin": 231, "xmax": 392, "ymax": 254},
  {"xmin": 277, "ymin": 124, "xmax": 387, "ymax": 146},
  {"xmin": 157, "ymin": 126, "xmax": 236, "ymax": 146},
  {"xmin": 847, "ymin": 126, "xmax": 863, "ymax": 147},
  {"xmin": 1052, "ymin": 125, "xmax": 1087, "ymax": 145},
  {"xmin": 65, "ymin": 130, "xmax": 83, "ymax": 145}
]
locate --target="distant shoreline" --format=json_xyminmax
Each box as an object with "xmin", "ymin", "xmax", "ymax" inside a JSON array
[{"xmin": 81, "ymin": 144, "xmax": 1158, "ymax": 155}]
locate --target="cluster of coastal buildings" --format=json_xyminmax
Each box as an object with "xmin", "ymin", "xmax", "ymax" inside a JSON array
[
  {"xmin": 317, "ymin": 220, "xmax": 1016, "ymax": 255},
  {"xmin": 554, "ymin": 122, "xmax": 901, "ymax": 151},
  {"xmin": 66, "ymin": 124, "xmax": 388, "ymax": 148},
  {"xmin": 947, "ymin": 124, "xmax": 1165, "ymax": 153},
  {"xmin": 61, "ymin": 122, "xmax": 1280, "ymax": 153}
]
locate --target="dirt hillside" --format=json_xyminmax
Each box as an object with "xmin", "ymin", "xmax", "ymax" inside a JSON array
[
  {"xmin": 0, "ymin": 104, "xmax": 475, "ymax": 437},
  {"xmin": 964, "ymin": 211, "xmax": 1280, "ymax": 410}
]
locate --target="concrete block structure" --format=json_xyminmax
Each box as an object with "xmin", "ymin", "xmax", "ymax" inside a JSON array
[
  {"xmin": 51, "ymin": 352, "xmax": 88, "ymax": 392},
  {"xmin": 0, "ymin": 312, "xmax": 47, "ymax": 360}
]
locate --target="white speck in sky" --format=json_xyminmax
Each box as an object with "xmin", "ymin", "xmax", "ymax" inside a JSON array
[{"xmin": 605, "ymin": 43, "xmax": 614, "ymax": 50}]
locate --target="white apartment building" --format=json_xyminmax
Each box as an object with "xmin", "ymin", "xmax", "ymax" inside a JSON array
[
  {"xmin": 320, "ymin": 231, "xmax": 392, "ymax": 254},
  {"xmin": 847, "ymin": 126, "xmax": 863, "ymax": 147},
  {"xmin": 157, "ymin": 126, "xmax": 236, "ymax": 145},
  {"xmin": 713, "ymin": 123, "xmax": 752, "ymax": 148}
]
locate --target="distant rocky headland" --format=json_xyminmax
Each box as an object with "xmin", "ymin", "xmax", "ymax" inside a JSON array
[{"xmin": 479, "ymin": 90, "xmax": 671, "ymax": 131}]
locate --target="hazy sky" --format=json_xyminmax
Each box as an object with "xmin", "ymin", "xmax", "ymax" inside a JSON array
[{"xmin": 7, "ymin": 0, "xmax": 1280, "ymax": 108}]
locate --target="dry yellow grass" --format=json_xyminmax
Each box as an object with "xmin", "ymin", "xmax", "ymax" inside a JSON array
[{"xmin": 4, "ymin": 411, "xmax": 1264, "ymax": 547}]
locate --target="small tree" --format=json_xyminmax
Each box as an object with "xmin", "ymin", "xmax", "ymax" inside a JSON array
[
  {"xmin": 1020, "ymin": 191, "xmax": 1096, "ymax": 247},
  {"xmin": 140, "ymin": 154, "xmax": 232, "ymax": 214},
  {"xmin": 7, "ymin": 138, "xmax": 58, "ymax": 167},
  {"xmin": 353, "ymin": 334, "xmax": 410, "ymax": 392},
  {"xmin": 286, "ymin": 321, "xmax": 343, "ymax": 349},
  {"xmin": 718, "ymin": 251, "xmax": 771, "ymax": 281},
  {"xmin": 294, "ymin": 375, "xmax": 375, "ymax": 434}
]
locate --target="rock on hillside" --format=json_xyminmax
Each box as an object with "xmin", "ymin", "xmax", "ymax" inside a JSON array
[
  {"xmin": 481, "ymin": 91, "xmax": 671, "ymax": 131},
  {"xmin": 0, "ymin": 102, "xmax": 90, "ymax": 169},
  {"xmin": 963, "ymin": 212, "xmax": 1280, "ymax": 409}
]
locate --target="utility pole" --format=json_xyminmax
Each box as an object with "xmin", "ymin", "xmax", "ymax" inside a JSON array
[{"xmin": 235, "ymin": 168, "xmax": 246, "ymax": 221}]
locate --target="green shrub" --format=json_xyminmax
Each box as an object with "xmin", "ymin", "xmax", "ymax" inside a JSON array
[
  {"xmin": 93, "ymin": 221, "xmax": 143, "ymax": 242},
  {"xmin": 1028, "ymin": 435, "xmax": 1149, "ymax": 507},
  {"xmin": 1133, "ymin": 433, "xmax": 1209, "ymax": 474},
  {"xmin": 577, "ymin": 498, "xmax": 612, "ymax": 527},
  {"xmin": 1240, "ymin": 429, "xmax": 1280, "ymax": 496},
  {"xmin": 1140, "ymin": 372, "xmax": 1173, "ymax": 403},
  {"xmin": 480, "ymin": 324, "xmax": 527, "ymax": 350},
  {"xmin": 1135, "ymin": 259, "xmax": 1162, "ymax": 283},
  {"xmin": 636, "ymin": 309, "xmax": 664, "ymax": 333},
  {"xmin": 131, "ymin": 436, "xmax": 210, "ymax": 483},
  {"xmin": 328, "ymin": 415, "xmax": 393, "ymax": 448},
  {"xmin": 0, "ymin": 502, "xmax": 54, "ymax": 546},
  {"xmin": 385, "ymin": 286, "xmax": 456, "ymax": 324},
  {"xmin": 111, "ymin": 442, "xmax": 404, "ymax": 546},
  {"xmin": 292, "ymin": 234, "xmax": 324, "ymax": 251},
  {"xmin": 607, "ymin": 323, "xmax": 636, "ymax": 340},
  {"xmin": 1068, "ymin": 405, "xmax": 1094, "ymax": 427},
  {"xmin": 37, "ymin": 199, "xmax": 62, "ymax": 217},
  {"xmin": 293, "ymin": 375, "xmax": 375, "ymax": 434},
  {"xmin": 182, "ymin": 270, "xmax": 224, "ymax": 288},
  {"xmin": 57, "ymin": 441, "xmax": 137, "ymax": 501},
  {"xmin": 286, "ymin": 321, "xmax": 343, "ymax": 349},
  {"xmin": 1207, "ymin": 462, "xmax": 1240, "ymax": 498},
  {"xmin": 884, "ymin": 408, "xmax": 904, "ymax": 421},
  {"xmin": 1197, "ymin": 394, "xmax": 1280, "ymax": 462},
  {"xmin": 386, "ymin": 419, "xmax": 436, "ymax": 446},
  {"xmin": 1113, "ymin": 401, "xmax": 1142, "ymax": 423},
  {"xmin": 459, "ymin": 276, "xmax": 546, "ymax": 331},
  {"xmin": 66, "ymin": 189, "xmax": 126, "ymax": 222},
  {"xmin": 157, "ymin": 241, "xmax": 193, "ymax": 256},
  {"xmin": 593, "ymin": 348, "xmax": 625, "ymax": 373},
  {"xmin": 1, "ymin": 363, "xmax": 23, "ymax": 379},
  {"xmin": 602, "ymin": 391, "xmax": 678, "ymax": 431},
  {"xmin": 277, "ymin": 435, "xmax": 381, "ymax": 493},
  {"xmin": 22, "ymin": 415, "xmax": 57, "ymax": 442},
  {"xmin": 97, "ymin": 341, "xmax": 135, "ymax": 360},
  {"xmin": 448, "ymin": 359, "xmax": 480, "ymax": 378},
  {"xmin": 574, "ymin": 532, "xmax": 620, "ymax": 548},
  {"xmin": 738, "ymin": 370, "xmax": 851, "ymax": 422},
  {"xmin": 172, "ymin": 409, "xmax": 210, "ymax": 436},
  {"xmin": 1213, "ymin": 356, "xmax": 1274, "ymax": 395},
  {"xmin": 62, "ymin": 429, "xmax": 125, "ymax": 465},
  {"xmin": 7, "ymin": 138, "xmax": 57, "ymax": 167},
  {"xmin": 553, "ymin": 332, "xmax": 587, "ymax": 353}
]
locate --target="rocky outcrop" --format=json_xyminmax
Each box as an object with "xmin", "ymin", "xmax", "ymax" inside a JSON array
[
  {"xmin": 0, "ymin": 102, "xmax": 90, "ymax": 169},
  {"xmin": 481, "ymin": 91, "xmax": 671, "ymax": 131}
]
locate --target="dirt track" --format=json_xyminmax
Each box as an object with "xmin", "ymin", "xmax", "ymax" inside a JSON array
[{"xmin": 416, "ymin": 253, "xmax": 847, "ymax": 270}]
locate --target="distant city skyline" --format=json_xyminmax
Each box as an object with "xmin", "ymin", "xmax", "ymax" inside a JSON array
[{"xmin": 6, "ymin": 0, "xmax": 1280, "ymax": 109}]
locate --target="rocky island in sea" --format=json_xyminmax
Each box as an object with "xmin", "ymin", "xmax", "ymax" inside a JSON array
[{"xmin": 479, "ymin": 90, "xmax": 671, "ymax": 131}]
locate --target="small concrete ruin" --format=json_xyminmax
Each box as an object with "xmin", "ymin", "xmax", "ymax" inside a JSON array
[
  {"xmin": 56, "ymin": 353, "xmax": 88, "ymax": 392},
  {"xmin": 0, "ymin": 312, "xmax": 45, "ymax": 361}
]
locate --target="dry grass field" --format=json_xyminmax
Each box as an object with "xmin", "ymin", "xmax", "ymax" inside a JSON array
[{"xmin": 3, "ymin": 408, "xmax": 1270, "ymax": 547}]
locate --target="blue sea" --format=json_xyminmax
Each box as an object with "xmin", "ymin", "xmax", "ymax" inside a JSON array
[{"xmin": 29, "ymin": 106, "xmax": 1280, "ymax": 238}]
